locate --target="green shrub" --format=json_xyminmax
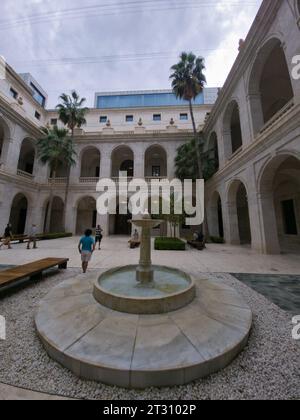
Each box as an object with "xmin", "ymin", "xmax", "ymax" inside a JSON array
[
  {"xmin": 210, "ymin": 236, "xmax": 225, "ymax": 244},
  {"xmin": 154, "ymin": 237, "xmax": 186, "ymax": 251},
  {"xmin": 38, "ymin": 232, "xmax": 73, "ymax": 240}
]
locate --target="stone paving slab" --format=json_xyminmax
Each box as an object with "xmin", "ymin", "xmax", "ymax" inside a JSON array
[
  {"xmin": 1, "ymin": 237, "xmax": 300, "ymax": 275},
  {"xmin": 35, "ymin": 272, "xmax": 252, "ymax": 389}
]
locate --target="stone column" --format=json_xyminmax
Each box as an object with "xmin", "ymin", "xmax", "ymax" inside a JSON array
[
  {"xmin": 258, "ymin": 192, "xmax": 281, "ymax": 254},
  {"xmin": 65, "ymin": 203, "xmax": 77, "ymax": 234},
  {"xmin": 224, "ymin": 200, "xmax": 240, "ymax": 245},
  {"xmin": 247, "ymin": 93, "xmax": 264, "ymax": 137},
  {"xmin": 0, "ymin": 189, "xmax": 12, "ymax": 227},
  {"xmin": 100, "ymin": 149, "xmax": 112, "ymax": 179},
  {"xmin": 134, "ymin": 146, "xmax": 145, "ymax": 179},
  {"xmin": 247, "ymin": 192, "xmax": 265, "ymax": 253},
  {"xmin": 166, "ymin": 145, "xmax": 177, "ymax": 179}
]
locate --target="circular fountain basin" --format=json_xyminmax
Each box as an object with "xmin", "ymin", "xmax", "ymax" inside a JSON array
[{"xmin": 93, "ymin": 265, "xmax": 196, "ymax": 314}]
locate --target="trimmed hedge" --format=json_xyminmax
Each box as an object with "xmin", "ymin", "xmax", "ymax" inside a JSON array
[
  {"xmin": 38, "ymin": 232, "xmax": 73, "ymax": 240},
  {"xmin": 154, "ymin": 237, "xmax": 186, "ymax": 251},
  {"xmin": 210, "ymin": 236, "xmax": 225, "ymax": 244}
]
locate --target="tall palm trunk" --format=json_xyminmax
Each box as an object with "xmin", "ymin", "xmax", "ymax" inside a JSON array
[
  {"xmin": 45, "ymin": 166, "xmax": 57, "ymax": 233},
  {"xmin": 62, "ymin": 127, "xmax": 73, "ymax": 232},
  {"xmin": 188, "ymin": 99, "xmax": 204, "ymax": 236},
  {"xmin": 188, "ymin": 99, "xmax": 203, "ymax": 179}
]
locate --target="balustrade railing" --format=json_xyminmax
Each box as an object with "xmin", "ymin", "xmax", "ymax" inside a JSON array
[{"xmin": 17, "ymin": 169, "xmax": 34, "ymax": 180}]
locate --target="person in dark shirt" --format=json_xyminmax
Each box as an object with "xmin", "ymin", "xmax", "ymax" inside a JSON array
[
  {"xmin": 95, "ymin": 225, "xmax": 103, "ymax": 250},
  {"xmin": 0, "ymin": 224, "xmax": 12, "ymax": 250}
]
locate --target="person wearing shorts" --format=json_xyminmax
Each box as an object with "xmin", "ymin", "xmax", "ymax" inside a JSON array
[
  {"xmin": 95, "ymin": 225, "xmax": 103, "ymax": 250},
  {"xmin": 78, "ymin": 229, "xmax": 95, "ymax": 273}
]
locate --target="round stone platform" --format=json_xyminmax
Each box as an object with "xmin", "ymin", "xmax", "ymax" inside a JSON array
[{"xmin": 35, "ymin": 274, "xmax": 252, "ymax": 389}]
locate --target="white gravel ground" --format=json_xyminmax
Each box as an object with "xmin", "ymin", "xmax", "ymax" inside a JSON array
[{"xmin": 0, "ymin": 268, "xmax": 299, "ymax": 400}]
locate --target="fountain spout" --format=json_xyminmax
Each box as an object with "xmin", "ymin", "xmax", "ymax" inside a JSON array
[{"xmin": 131, "ymin": 213, "xmax": 162, "ymax": 285}]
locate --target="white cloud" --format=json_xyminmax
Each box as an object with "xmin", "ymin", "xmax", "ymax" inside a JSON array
[{"xmin": 0, "ymin": 0, "xmax": 263, "ymax": 107}]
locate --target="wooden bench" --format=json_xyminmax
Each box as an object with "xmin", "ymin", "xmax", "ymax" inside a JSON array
[
  {"xmin": 0, "ymin": 235, "xmax": 29, "ymax": 244},
  {"xmin": 0, "ymin": 258, "xmax": 69, "ymax": 290}
]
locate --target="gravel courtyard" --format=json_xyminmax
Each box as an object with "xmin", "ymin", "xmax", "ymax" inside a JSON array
[{"xmin": 0, "ymin": 261, "xmax": 299, "ymax": 400}]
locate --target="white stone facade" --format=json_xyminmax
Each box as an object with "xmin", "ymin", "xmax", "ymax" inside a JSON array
[
  {"xmin": 204, "ymin": 0, "xmax": 300, "ymax": 254},
  {"xmin": 0, "ymin": 64, "xmax": 214, "ymax": 238},
  {"xmin": 0, "ymin": 0, "xmax": 299, "ymax": 255}
]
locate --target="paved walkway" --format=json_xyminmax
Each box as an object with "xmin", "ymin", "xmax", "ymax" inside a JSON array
[
  {"xmin": 0, "ymin": 382, "xmax": 71, "ymax": 400},
  {"xmin": 0, "ymin": 236, "xmax": 299, "ymax": 399},
  {"xmin": 0, "ymin": 236, "xmax": 300, "ymax": 274}
]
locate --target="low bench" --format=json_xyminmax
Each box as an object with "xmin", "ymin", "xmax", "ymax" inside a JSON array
[
  {"xmin": 0, "ymin": 235, "xmax": 31, "ymax": 244},
  {"xmin": 187, "ymin": 240, "xmax": 205, "ymax": 251},
  {"xmin": 0, "ymin": 257, "xmax": 69, "ymax": 290}
]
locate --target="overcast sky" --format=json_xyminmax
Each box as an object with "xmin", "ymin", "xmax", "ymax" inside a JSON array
[{"xmin": 0, "ymin": 0, "xmax": 263, "ymax": 108}]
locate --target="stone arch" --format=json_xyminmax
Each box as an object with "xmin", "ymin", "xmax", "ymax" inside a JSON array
[
  {"xmin": 0, "ymin": 116, "xmax": 10, "ymax": 164},
  {"xmin": 207, "ymin": 191, "xmax": 224, "ymax": 239},
  {"xmin": 111, "ymin": 145, "xmax": 134, "ymax": 178},
  {"xmin": 223, "ymin": 100, "xmax": 243, "ymax": 159},
  {"xmin": 17, "ymin": 138, "xmax": 36, "ymax": 175},
  {"xmin": 144, "ymin": 144, "xmax": 167, "ymax": 178},
  {"xmin": 80, "ymin": 146, "xmax": 101, "ymax": 178},
  {"xmin": 248, "ymin": 37, "xmax": 294, "ymax": 134},
  {"xmin": 76, "ymin": 196, "xmax": 97, "ymax": 235},
  {"xmin": 227, "ymin": 179, "xmax": 251, "ymax": 245},
  {"xmin": 9, "ymin": 193, "xmax": 28, "ymax": 234},
  {"xmin": 259, "ymin": 152, "xmax": 300, "ymax": 254}
]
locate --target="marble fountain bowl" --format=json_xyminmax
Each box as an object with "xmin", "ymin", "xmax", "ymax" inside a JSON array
[{"xmin": 93, "ymin": 265, "xmax": 196, "ymax": 314}]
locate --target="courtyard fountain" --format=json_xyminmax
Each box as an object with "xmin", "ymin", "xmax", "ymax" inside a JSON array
[
  {"xmin": 35, "ymin": 213, "xmax": 252, "ymax": 389},
  {"xmin": 93, "ymin": 213, "xmax": 196, "ymax": 314}
]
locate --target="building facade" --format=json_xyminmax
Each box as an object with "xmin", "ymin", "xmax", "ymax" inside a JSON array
[
  {"xmin": 0, "ymin": 62, "xmax": 217, "ymax": 237},
  {"xmin": 0, "ymin": 0, "xmax": 299, "ymax": 254},
  {"xmin": 203, "ymin": 0, "xmax": 300, "ymax": 254}
]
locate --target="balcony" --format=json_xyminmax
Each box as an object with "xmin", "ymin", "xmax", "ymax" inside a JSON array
[
  {"xmin": 79, "ymin": 177, "xmax": 100, "ymax": 184},
  {"xmin": 259, "ymin": 99, "xmax": 294, "ymax": 135},
  {"xmin": 17, "ymin": 169, "xmax": 34, "ymax": 181},
  {"xmin": 48, "ymin": 177, "xmax": 67, "ymax": 185}
]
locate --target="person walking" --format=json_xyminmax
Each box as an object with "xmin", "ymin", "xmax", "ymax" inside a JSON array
[
  {"xmin": 0, "ymin": 224, "xmax": 13, "ymax": 250},
  {"xmin": 95, "ymin": 225, "xmax": 103, "ymax": 250},
  {"xmin": 78, "ymin": 229, "xmax": 95, "ymax": 273},
  {"xmin": 27, "ymin": 224, "xmax": 38, "ymax": 249}
]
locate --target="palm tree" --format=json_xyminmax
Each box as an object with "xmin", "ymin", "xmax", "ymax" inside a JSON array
[
  {"xmin": 37, "ymin": 126, "xmax": 76, "ymax": 233},
  {"xmin": 56, "ymin": 91, "xmax": 88, "ymax": 230},
  {"xmin": 175, "ymin": 138, "xmax": 199, "ymax": 181},
  {"xmin": 175, "ymin": 137, "xmax": 217, "ymax": 182},
  {"xmin": 170, "ymin": 52, "xmax": 206, "ymax": 178}
]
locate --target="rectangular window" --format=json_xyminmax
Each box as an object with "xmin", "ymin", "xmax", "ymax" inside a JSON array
[
  {"xmin": 126, "ymin": 115, "xmax": 134, "ymax": 122},
  {"xmin": 35, "ymin": 111, "xmax": 41, "ymax": 120},
  {"xmin": 152, "ymin": 166, "xmax": 161, "ymax": 177},
  {"xmin": 30, "ymin": 82, "xmax": 46, "ymax": 107},
  {"xmin": 180, "ymin": 113, "xmax": 188, "ymax": 120},
  {"xmin": 282, "ymin": 200, "xmax": 298, "ymax": 235},
  {"xmin": 50, "ymin": 118, "xmax": 57, "ymax": 125},
  {"xmin": 100, "ymin": 116, "xmax": 107, "ymax": 123},
  {"xmin": 153, "ymin": 114, "xmax": 161, "ymax": 121},
  {"xmin": 10, "ymin": 87, "xmax": 18, "ymax": 99}
]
